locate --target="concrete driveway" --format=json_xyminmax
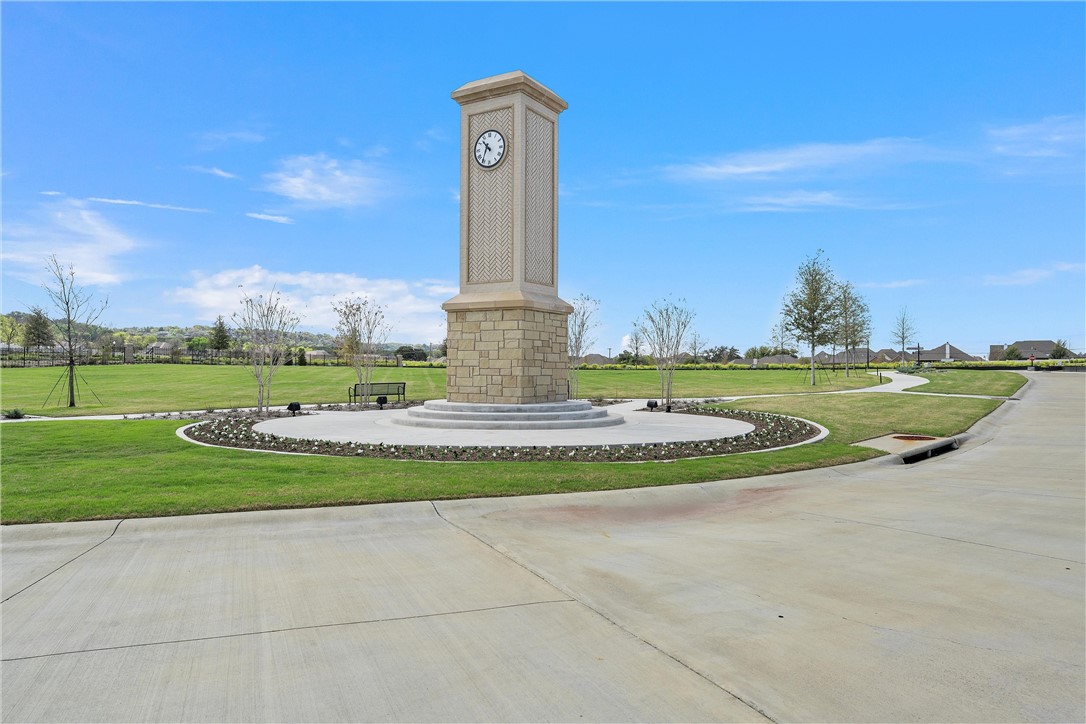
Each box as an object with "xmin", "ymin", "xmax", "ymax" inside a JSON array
[{"xmin": 3, "ymin": 372, "xmax": 1083, "ymax": 722}]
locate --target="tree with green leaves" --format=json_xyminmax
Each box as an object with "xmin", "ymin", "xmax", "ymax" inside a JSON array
[
  {"xmin": 1051, "ymin": 339, "xmax": 1072, "ymax": 359},
  {"xmin": 209, "ymin": 315, "xmax": 232, "ymax": 359},
  {"xmin": 835, "ymin": 281, "xmax": 872, "ymax": 376},
  {"xmin": 704, "ymin": 345, "xmax": 739, "ymax": 363},
  {"xmin": 781, "ymin": 250, "xmax": 840, "ymax": 385},
  {"xmin": 1, "ymin": 314, "xmax": 24, "ymax": 348},
  {"xmin": 22, "ymin": 307, "xmax": 56, "ymax": 348},
  {"xmin": 1003, "ymin": 344, "xmax": 1022, "ymax": 361}
]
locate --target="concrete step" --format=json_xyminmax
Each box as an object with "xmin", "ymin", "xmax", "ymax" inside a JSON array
[{"xmin": 391, "ymin": 400, "xmax": 626, "ymax": 430}]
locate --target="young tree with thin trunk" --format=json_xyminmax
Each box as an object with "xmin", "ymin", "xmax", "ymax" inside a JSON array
[
  {"xmin": 835, "ymin": 282, "xmax": 871, "ymax": 377},
  {"xmin": 43, "ymin": 255, "xmax": 109, "ymax": 407},
  {"xmin": 566, "ymin": 294, "xmax": 599, "ymax": 399},
  {"xmin": 687, "ymin": 329, "xmax": 704, "ymax": 365},
  {"xmin": 769, "ymin": 321, "xmax": 796, "ymax": 364},
  {"xmin": 628, "ymin": 328, "xmax": 645, "ymax": 365},
  {"xmin": 233, "ymin": 287, "xmax": 299, "ymax": 414},
  {"xmin": 333, "ymin": 297, "xmax": 390, "ymax": 406},
  {"xmin": 780, "ymin": 250, "xmax": 840, "ymax": 386},
  {"xmin": 892, "ymin": 306, "xmax": 918, "ymax": 364},
  {"xmin": 636, "ymin": 298, "xmax": 694, "ymax": 408}
]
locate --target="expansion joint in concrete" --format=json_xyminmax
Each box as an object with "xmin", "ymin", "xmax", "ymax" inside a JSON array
[
  {"xmin": 797, "ymin": 510, "xmax": 1085, "ymax": 564},
  {"xmin": 429, "ymin": 501, "xmax": 778, "ymax": 723},
  {"xmin": 0, "ymin": 599, "xmax": 575, "ymax": 663},
  {"xmin": 1, "ymin": 518, "xmax": 126, "ymax": 604}
]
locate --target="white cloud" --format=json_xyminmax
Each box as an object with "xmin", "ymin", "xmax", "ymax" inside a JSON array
[
  {"xmin": 198, "ymin": 129, "xmax": 266, "ymax": 149},
  {"xmin": 169, "ymin": 265, "xmax": 452, "ymax": 342},
  {"xmin": 1, "ymin": 198, "xmax": 143, "ymax": 285},
  {"xmin": 88, "ymin": 197, "xmax": 209, "ymax": 213},
  {"xmin": 246, "ymin": 212, "xmax": 294, "ymax": 224},
  {"xmin": 983, "ymin": 261, "xmax": 1085, "ymax": 286},
  {"xmin": 741, "ymin": 190, "xmax": 857, "ymax": 212},
  {"xmin": 860, "ymin": 279, "xmax": 927, "ymax": 289},
  {"xmin": 39, "ymin": 190, "xmax": 64, "ymax": 196},
  {"xmin": 187, "ymin": 165, "xmax": 239, "ymax": 179},
  {"xmin": 264, "ymin": 154, "xmax": 389, "ymax": 208},
  {"xmin": 667, "ymin": 138, "xmax": 935, "ymax": 182},
  {"xmin": 989, "ymin": 116, "xmax": 1085, "ymax": 158}
]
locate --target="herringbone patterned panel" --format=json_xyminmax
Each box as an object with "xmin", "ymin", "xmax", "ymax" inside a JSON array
[
  {"xmin": 468, "ymin": 108, "xmax": 514, "ymax": 283},
  {"xmin": 524, "ymin": 110, "xmax": 554, "ymax": 287}
]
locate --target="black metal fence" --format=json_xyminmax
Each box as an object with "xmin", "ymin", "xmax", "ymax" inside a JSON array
[{"xmin": 0, "ymin": 346, "xmax": 400, "ymax": 368}]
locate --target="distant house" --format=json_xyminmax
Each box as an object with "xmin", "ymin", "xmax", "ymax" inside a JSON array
[
  {"xmin": 823, "ymin": 348, "xmax": 876, "ymax": 365},
  {"xmin": 916, "ymin": 342, "xmax": 980, "ymax": 363},
  {"xmin": 874, "ymin": 348, "xmax": 911, "ymax": 363},
  {"xmin": 990, "ymin": 340, "xmax": 1058, "ymax": 361},
  {"xmin": 305, "ymin": 349, "xmax": 333, "ymax": 363},
  {"xmin": 576, "ymin": 353, "xmax": 613, "ymax": 366}
]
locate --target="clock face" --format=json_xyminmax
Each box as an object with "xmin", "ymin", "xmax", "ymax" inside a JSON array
[{"xmin": 474, "ymin": 129, "xmax": 506, "ymax": 168}]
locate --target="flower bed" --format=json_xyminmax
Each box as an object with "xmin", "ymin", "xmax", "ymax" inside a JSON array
[{"xmin": 182, "ymin": 406, "xmax": 820, "ymax": 462}]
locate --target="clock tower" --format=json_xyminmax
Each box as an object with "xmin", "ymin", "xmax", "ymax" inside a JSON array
[{"xmin": 442, "ymin": 71, "xmax": 573, "ymax": 404}]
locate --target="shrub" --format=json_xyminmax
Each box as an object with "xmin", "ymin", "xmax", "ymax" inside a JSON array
[{"xmin": 3, "ymin": 409, "xmax": 26, "ymax": 419}]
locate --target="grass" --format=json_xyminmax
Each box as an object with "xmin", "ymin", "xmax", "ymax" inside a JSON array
[
  {"xmin": 905, "ymin": 369, "xmax": 1026, "ymax": 397},
  {"xmin": 0, "ymin": 365, "xmax": 885, "ymax": 417},
  {"xmin": 574, "ymin": 366, "xmax": 883, "ymax": 399},
  {"xmin": 0, "ymin": 365, "xmax": 446, "ymax": 417},
  {"xmin": 1, "ymin": 392, "xmax": 1002, "ymax": 524}
]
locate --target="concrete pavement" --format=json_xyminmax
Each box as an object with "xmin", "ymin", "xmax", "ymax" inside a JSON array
[{"xmin": 2, "ymin": 372, "xmax": 1083, "ymax": 722}]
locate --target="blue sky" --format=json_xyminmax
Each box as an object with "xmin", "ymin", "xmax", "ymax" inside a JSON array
[{"xmin": 3, "ymin": 2, "xmax": 1083, "ymax": 357}]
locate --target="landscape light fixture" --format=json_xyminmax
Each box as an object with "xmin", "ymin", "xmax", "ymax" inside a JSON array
[
  {"xmin": 647, "ymin": 400, "xmax": 658, "ymax": 411},
  {"xmin": 376, "ymin": 395, "xmax": 388, "ymax": 409},
  {"xmin": 287, "ymin": 402, "xmax": 302, "ymax": 416}
]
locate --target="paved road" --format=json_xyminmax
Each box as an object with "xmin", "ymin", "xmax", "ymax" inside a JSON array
[{"xmin": 2, "ymin": 372, "xmax": 1083, "ymax": 722}]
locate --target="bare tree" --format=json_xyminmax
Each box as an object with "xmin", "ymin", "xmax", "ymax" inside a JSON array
[
  {"xmin": 628, "ymin": 327, "xmax": 645, "ymax": 365},
  {"xmin": 566, "ymin": 294, "xmax": 599, "ymax": 399},
  {"xmin": 234, "ymin": 287, "xmax": 299, "ymax": 414},
  {"xmin": 835, "ymin": 282, "xmax": 871, "ymax": 377},
  {"xmin": 780, "ymin": 250, "xmax": 840, "ymax": 386},
  {"xmin": 769, "ymin": 321, "xmax": 795, "ymax": 365},
  {"xmin": 43, "ymin": 255, "xmax": 109, "ymax": 407},
  {"xmin": 891, "ymin": 306, "xmax": 918, "ymax": 364},
  {"xmin": 687, "ymin": 329, "xmax": 704, "ymax": 365},
  {"xmin": 333, "ymin": 297, "xmax": 390, "ymax": 406},
  {"xmin": 636, "ymin": 298, "xmax": 694, "ymax": 408}
]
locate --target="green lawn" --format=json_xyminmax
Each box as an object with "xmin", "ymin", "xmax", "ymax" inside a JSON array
[
  {"xmin": 0, "ymin": 365, "xmax": 446, "ymax": 417},
  {"xmin": 0, "ymin": 365, "xmax": 884, "ymax": 417},
  {"xmin": 905, "ymin": 369, "xmax": 1026, "ymax": 397},
  {"xmin": 574, "ymin": 367, "xmax": 883, "ymax": 399},
  {"xmin": 1, "ymin": 392, "xmax": 1002, "ymax": 524}
]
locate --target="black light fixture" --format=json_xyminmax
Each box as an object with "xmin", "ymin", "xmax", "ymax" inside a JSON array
[
  {"xmin": 376, "ymin": 395, "xmax": 388, "ymax": 409},
  {"xmin": 646, "ymin": 400, "xmax": 658, "ymax": 411},
  {"xmin": 287, "ymin": 402, "xmax": 302, "ymax": 416}
]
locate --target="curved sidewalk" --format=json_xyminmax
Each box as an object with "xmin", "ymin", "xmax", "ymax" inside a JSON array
[{"xmin": 2, "ymin": 372, "xmax": 1082, "ymax": 722}]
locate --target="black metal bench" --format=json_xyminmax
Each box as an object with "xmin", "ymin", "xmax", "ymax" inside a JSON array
[{"xmin": 348, "ymin": 382, "xmax": 406, "ymax": 404}]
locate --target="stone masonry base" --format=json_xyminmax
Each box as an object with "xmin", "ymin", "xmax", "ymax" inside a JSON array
[{"xmin": 446, "ymin": 308, "xmax": 569, "ymax": 404}]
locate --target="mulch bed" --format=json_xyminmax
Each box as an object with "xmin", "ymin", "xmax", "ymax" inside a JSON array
[{"xmin": 182, "ymin": 403, "xmax": 820, "ymax": 463}]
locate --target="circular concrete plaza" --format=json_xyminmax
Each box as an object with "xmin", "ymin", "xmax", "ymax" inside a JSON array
[{"xmin": 254, "ymin": 399, "xmax": 779, "ymax": 448}]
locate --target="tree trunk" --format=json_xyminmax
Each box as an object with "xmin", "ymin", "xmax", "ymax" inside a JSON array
[
  {"xmin": 67, "ymin": 358, "xmax": 76, "ymax": 407},
  {"xmin": 810, "ymin": 343, "xmax": 816, "ymax": 385}
]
